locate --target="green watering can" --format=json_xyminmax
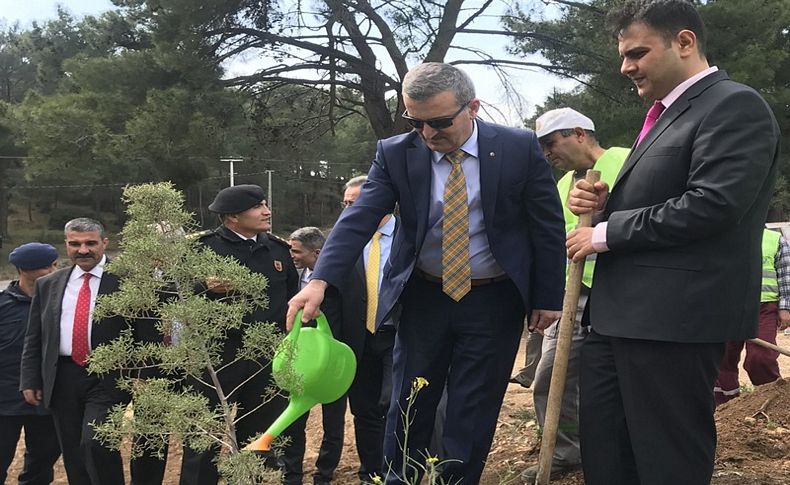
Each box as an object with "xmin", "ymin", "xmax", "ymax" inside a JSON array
[{"xmin": 246, "ymin": 310, "xmax": 357, "ymax": 451}]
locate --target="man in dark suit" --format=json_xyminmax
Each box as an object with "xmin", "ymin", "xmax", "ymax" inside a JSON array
[
  {"xmin": 566, "ymin": 2, "xmax": 781, "ymax": 484},
  {"xmin": 0, "ymin": 243, "xmax": 61, "ymax": 485},
  {"xmin": 20, "ymin": 218, "xmax": 139, "ymax": 485},
  {"xmin": 341, "ymin": 175, "xmax": 397, "ymax": 485},
  {"xmin": 288, "ymin": 63, "xmax": 566, "ymax": 484},
  {"xmin": 285, "ymin": 226, "xmax": 350, "ymax": 485}
]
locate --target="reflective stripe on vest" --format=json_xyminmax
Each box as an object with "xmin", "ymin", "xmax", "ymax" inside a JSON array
[{"xmin": 761, "ymin": 229, "xmax": 780, "ymax": 302}]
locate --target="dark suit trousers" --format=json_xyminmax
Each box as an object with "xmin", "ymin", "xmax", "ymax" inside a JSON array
[
  {"xmin": 348, "ymin": 327, "xmax": 395, "ymax": 482},
  {"xmin": 383, "ymin": 277, "xmax": 525, "ymax": 485},
  {"xmin": 313, "ymin": 397, "xmax": 346, "ymax": 484},
  {"xmin": 280, "ymin": 396, "xmax": 347, "ymax": 485},
  {"xmin": 50, "ymin": 358, "xmax": 126, "ymax": 485},
  {"xmin": 129, "ymin": 438, "xmax": 167, "ymax": 485},
  {"xmin": 0, "ymin": 414, "xmax": 60, "ymax": 485},
  {"xmin": 579, "ymin": 330, "xmax": 724, "ymax": 485}
]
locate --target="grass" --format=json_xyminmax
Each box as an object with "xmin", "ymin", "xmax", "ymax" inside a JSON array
[
  {"xmin": 508, "ymin": 407, "xmax": 536, "ymax": 423},
  {"xmin": 739, "ymin": 383, "xmax": 755, "ymax": 395}
]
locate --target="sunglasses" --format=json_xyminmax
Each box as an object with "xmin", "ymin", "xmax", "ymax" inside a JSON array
[{"xmin": 401, "ymin": 103, "xmax": 468, "ymax": 130}]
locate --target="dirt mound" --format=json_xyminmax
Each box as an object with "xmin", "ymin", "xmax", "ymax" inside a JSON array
[{"xmin": 713, "ymin": 378, "xmax": 790, "ymax": 483}]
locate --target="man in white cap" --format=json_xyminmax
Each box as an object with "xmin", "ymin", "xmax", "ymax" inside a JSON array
[{"xmin": 521, "ymin": 108, "xmax": 629, "ymax": 483}]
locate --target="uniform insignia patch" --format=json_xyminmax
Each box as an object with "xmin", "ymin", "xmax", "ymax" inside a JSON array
[{"xmin": 274, "ymin": 260, "xmax": 283, "ymax": 272}]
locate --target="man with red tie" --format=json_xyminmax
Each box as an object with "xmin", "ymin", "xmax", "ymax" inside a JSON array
[
  {"xmin": 566, "ymin": 1, "xmax": 780, "ymax": 484},
  {"xmin": 20, "ymin": 218, "xmax": 139, "ymax": 485}
]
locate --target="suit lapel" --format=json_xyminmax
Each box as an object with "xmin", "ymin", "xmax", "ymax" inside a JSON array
[
  {"xmin": 50, "ymin": 268, "xmax": 72, "ymax": 350},
  {"xmin": 354, "ymin": 257, "xmax": 365, "ymax": 284},
  {"xmin": 97, "ymin": 272, "xmax": 118, "ymax": 296},
  {"xmin": 406, "ymin": 138, "xmax": 432, "ymax": 244},
  {"xmin": 477, "ymin": 120, "xmax": 502, "ymax": 228},
  {"xmin": 612, "ymin": 70, "xmax": 729, "ymax": 189},
  {"xmin": 93, "ymin": 270, "xmax": 120, "ymax": 347},
  {"xmin": 613, "ymin": 102, "xmax": 690, "ymax": 187}
]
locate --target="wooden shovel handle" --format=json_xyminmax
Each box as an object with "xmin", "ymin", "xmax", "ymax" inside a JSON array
[{"xmin": 536, "ymin": 169, "xmax": 601, "ymax": 485}]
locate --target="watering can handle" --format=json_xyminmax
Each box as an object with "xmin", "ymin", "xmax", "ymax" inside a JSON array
[{"xmin": 289, "ymin": 310, "xmax": 332, "ymax": 341}]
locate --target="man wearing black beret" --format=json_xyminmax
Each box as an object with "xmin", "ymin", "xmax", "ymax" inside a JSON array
[
  {"xmin": 0, "ymin": 243, "xmax": 61, "ymax": 484},
  {"xmin": 180, "ymin": 184, "xmax": 301, "ymax": 485}
]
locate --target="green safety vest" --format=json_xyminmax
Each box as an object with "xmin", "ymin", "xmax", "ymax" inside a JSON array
[
  {"xmin": 761, "ymin": 229, "xmax": 781, "ymax": 302},
  {"xmin": 557, "ymin": 147, "xmax": 630, "ymax": 288}
]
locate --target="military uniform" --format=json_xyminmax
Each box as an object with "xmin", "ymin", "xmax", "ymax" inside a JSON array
[
  {"xmin": 2, "ymin": 243, "xmax": 61, "ymax": 485},
  {"xmin": 0, "ymin": 282, "xmax": 62, "ymax": 485},
  {"xmin": 198, "ymin": 226, "xmax": 298, "ymax": 331},
  {"xmin": 179, "ymin": 185, "xmax": 301, "ymax": 485}
]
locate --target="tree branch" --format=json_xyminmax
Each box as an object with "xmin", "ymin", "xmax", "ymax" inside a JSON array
[
  {"xmin": 457, "ymin": 0, "xmax": 495, "ymax": 31},
  {"xmin": 355, "ymin": 0, "xmax": 409, "ymax": 78},
  {"xmin": 223, "ymin": 74, "xmax": 361, "ymax": 90},
  {"xmin": 424, "ymin": 0, "xmax": 464, "ymax": 62}
]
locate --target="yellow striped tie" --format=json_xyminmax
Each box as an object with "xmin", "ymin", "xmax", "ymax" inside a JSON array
[
  {"xmin": 442, "ymin": 149, "xmax": 471, "ymax": 301},
  {"xmin": 365, "ymin": 231, "xmax": 382, "ymax": 333}
]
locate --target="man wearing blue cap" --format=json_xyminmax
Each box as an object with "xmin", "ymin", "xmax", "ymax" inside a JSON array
[{"xmin": 0, "ymin": 242, "xmax": 61, "ymax": 484}]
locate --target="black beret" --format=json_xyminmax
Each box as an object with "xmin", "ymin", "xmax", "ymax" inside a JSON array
[
  {"xmin": 208, "ymin": 184, "xmax": 265, "ymax": 214},
  {"xmin": 9, "ymin": 242, "xmax": 59, "ymax": 270}
]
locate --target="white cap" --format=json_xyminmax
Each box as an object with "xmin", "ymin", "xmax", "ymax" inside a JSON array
[{"xmin": 535, "ymin": 108, "xmax": 595, "ymax": 138}]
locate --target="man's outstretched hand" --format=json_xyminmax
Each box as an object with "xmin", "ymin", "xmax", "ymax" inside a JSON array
[{"xmin": 286, "ymin": 279, "xmax": 329, "ymax": 331}]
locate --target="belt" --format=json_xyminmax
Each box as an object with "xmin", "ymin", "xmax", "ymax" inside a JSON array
[{"xmin": 414, "ymin": 268, "xmax": 510, "ymax": 287}]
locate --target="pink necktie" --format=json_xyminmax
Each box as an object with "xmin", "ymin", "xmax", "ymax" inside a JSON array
[
  {"xmin": 636, "ymin": 101, "xmax": 665, "ymax": 146},
  {"xmin": 72, "ymin": 273, "xmax": 92, "ymax": 366}
]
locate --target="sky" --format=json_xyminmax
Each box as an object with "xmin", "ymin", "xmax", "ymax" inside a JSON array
[
  {"xmin": 0, "ymin": 0, "xmax": 113, "ymax": 23},
  {"xmin": 0, "ymin": 0, "xmax": 578, "ymax": 126}
]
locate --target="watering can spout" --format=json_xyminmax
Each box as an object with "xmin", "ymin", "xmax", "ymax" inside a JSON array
[
  {"xmin": 245, "ymin": 432, "xmax": 274, "ymax": 452},
  {"xmin": 245, "ymin": 395, "xmax": 316, "ymax": 451}
]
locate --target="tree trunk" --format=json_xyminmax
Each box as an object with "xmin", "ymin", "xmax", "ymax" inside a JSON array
[{"xmin": 0, "ymin": 164, "xmax": 8, "ymax": 238}]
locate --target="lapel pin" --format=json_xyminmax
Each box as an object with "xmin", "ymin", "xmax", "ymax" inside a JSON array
[{"xmin": 489, "ymin": 151, "xmax": 495, "ymax": 157}]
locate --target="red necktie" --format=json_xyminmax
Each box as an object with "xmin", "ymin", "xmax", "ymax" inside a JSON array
[
  {"xmin": 72, "ymin": 273, "xmax": 92, "ymax": 366},
  {"xmin": 636, "ymin": 101, "xmax": 665, "ymax": 146}
]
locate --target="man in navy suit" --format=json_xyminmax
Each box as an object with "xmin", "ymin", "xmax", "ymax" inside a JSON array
[
  {"xmin": 566, "ymin": 1, "xmax": 780, "ymax": 484},
  {"xmin": 287, "ymin": 62, "xmax": 566, "ymax": 484}
]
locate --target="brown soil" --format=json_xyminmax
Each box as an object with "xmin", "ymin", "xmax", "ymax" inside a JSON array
[{"xmin": 9, "ymin": 334, "xmax": 790, "ymax": 484}]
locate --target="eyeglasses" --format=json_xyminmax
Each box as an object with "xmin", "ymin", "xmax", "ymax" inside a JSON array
[
  {"xmin": 401, "ymin": 103, "xmax": 468, "ymax": 130},
  {"xmin": 340, "ymin": 200, "xmax": 354, "ymax": 208}
]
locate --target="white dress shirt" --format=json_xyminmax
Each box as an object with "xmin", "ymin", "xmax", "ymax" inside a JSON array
[
  {"xmin": 416, "ymin": 120, "xmax": 505, "ymax": 278},
  {"xmin": 299, "ymin": 267, "xmax": 312, "ymax": 291},
  {"xmin": 59, "ymin": 255, "xmax": 106, "ymax": 356}
]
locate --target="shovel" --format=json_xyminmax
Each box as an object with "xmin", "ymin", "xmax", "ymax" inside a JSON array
[{"xmin": 536, "ymin": 169, "xmax": 600, "ymax": 484}]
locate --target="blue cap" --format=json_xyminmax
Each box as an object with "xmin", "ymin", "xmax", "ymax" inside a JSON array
[{"xmin": 8, "ymin": 242, "xmax": 59, "ymax": 270}]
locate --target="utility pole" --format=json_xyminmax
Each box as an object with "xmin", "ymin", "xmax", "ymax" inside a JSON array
[
  {"xmin": 265, "ymin": 170, "xmax": 274, "ymax": 232},
  {"xmin": 220, "ymin": 157, "xmax": 243, "ymax": 187}
]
